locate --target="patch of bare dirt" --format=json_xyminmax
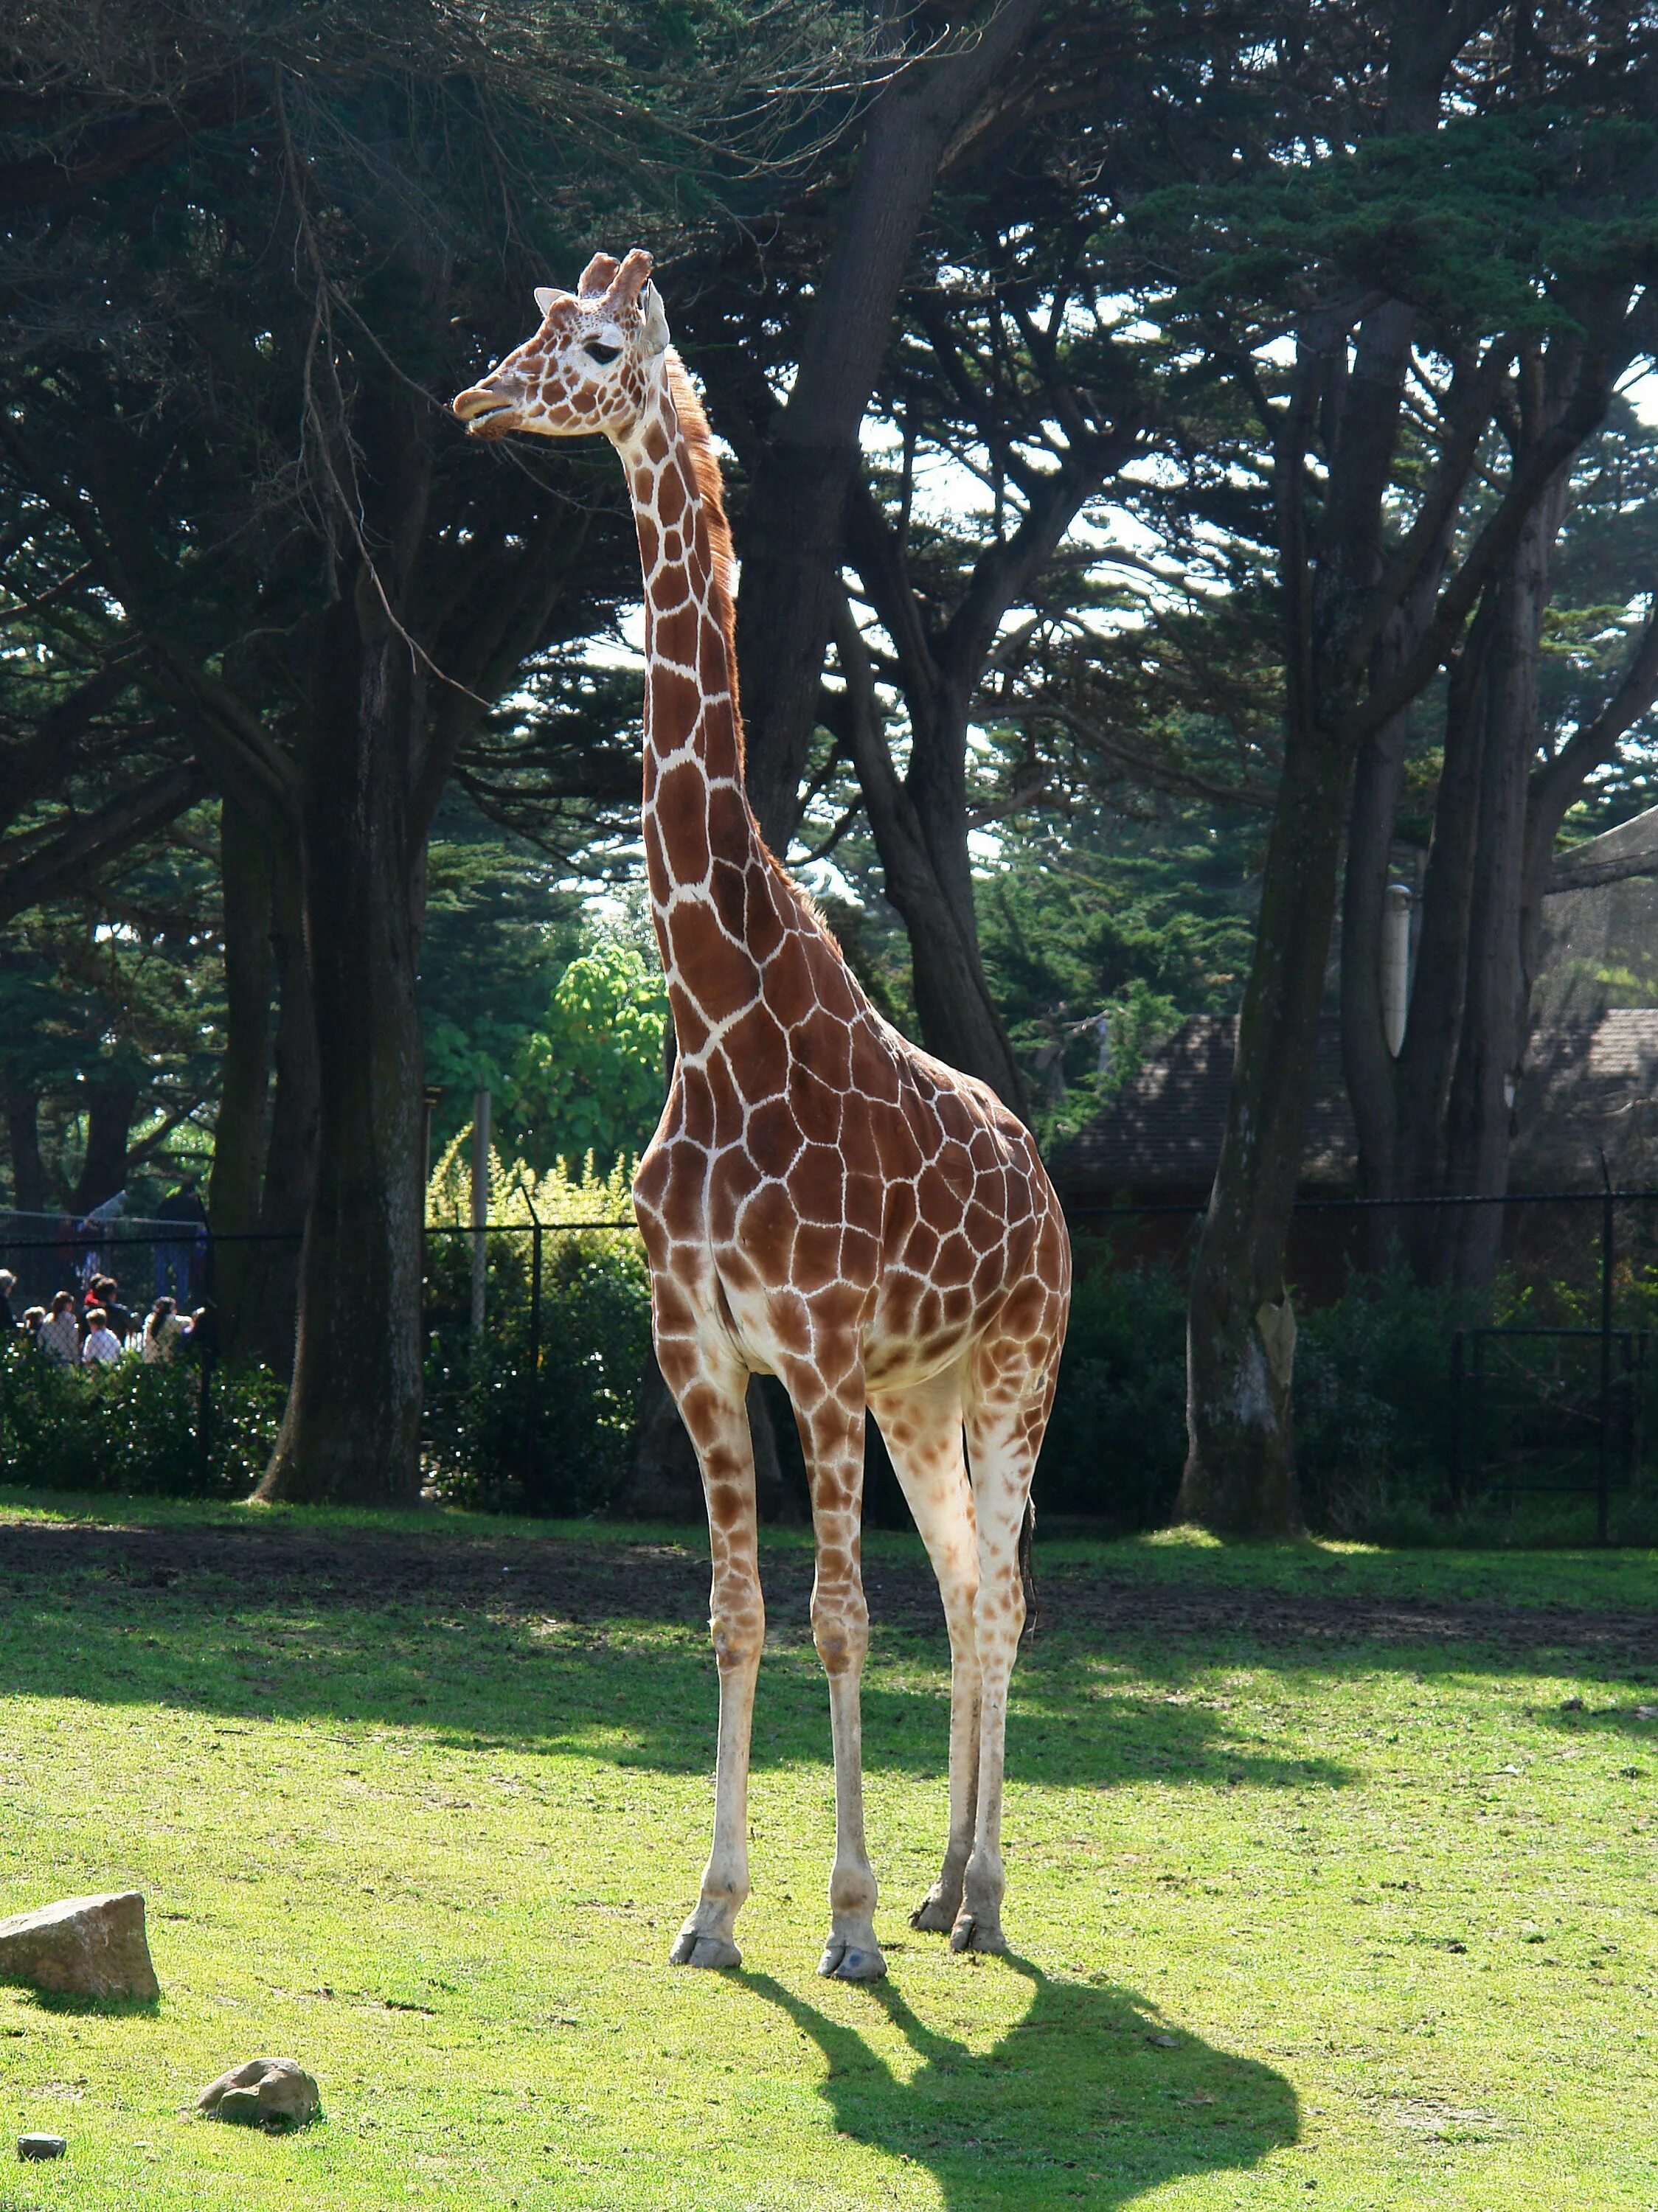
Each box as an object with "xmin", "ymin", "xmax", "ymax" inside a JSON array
[{"xmin": 0, "ymin": 1517, "xmax": 1651, "ymax": 1664}]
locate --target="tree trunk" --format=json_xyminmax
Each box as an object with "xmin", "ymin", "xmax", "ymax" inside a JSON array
[
  {"xmin": 70, "ymin": 1074, "xmax": 139, "ymax": 1215},
  {"xmin": 257, "ymin": 564, "xmax": 428, "ymax": 1503},
  {"xmin": 1178, "ymin": 708, "xmax": 1351, "ymax": 1534},
  {"xmin": 240, "ymin": 825, "xmax": 316, "ymax": 1374},
  {"xmin": 4, "ymin": 1079, "xmax": 47, "ymax": 1214},
  {"xmin": 1180, "ymin": 296, "xmax": 1421, "ymax": 1532},
  {"xmin": 737, "ymin": 0, "xmax": 1047, "ymax": 850},
  {"xmin": 207, "ymin": 796, "xmax": 274, "ymax": 1362},
  {"xmin": 1440, "ymin": 487, "xmax": 1563, "ymax": 1292}
]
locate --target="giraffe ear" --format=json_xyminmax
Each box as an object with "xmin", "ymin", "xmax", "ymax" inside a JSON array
[
  {"xmin": 533, "ymin": 287, "xmax": 559, "ymax": 317},
  {"xmin": 577, "ymin": 253, "xmax": 622, "ymax": 298},
  {"xmin": 610, "ymin": 247, "xmax": 655, "ymax": 308},
  {"xmin": 638, "ymin": 282, "xmax": 670, "ymax": 360}
]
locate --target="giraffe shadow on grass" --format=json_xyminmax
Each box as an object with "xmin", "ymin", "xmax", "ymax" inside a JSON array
[{"xmin": 746, "ymin": 1959, "xmax": 1297, "ymax": 2208}]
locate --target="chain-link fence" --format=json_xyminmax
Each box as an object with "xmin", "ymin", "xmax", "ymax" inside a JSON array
[{"xmin": 3, "ymin": 1192, "xmax": 1656, "ymax": 1537}]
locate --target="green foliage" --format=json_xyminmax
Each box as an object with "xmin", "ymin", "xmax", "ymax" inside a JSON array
[
  {"xmin": 422, "ymin": 1147, "xmax": 652, "ymax": 1514},
  {"xmin": 974, "ymin": 804, "xmax": 1258, "ymax": 1148},
  {"xmin": 0, "ymin": 1339, "xmax": 283, "ymax": 1497},
  {"xmin": 1293, "ymin": 1265, "xmax": 1478, "ymax": 1543},
  {"xmin": 506, "ymin": 939, "xmax": 670, "ymax": 1177},
  {"xmin": 419, "ymin": 812, "xmax": 587, "ymax": 1155},
  {"xmin": 1036, "ymin": 1251, "xmax": 1190, "ymax": 1529},
  {"xmin": 1137, "ymin": 113, "xmax": 1658, "ymax": 338}
]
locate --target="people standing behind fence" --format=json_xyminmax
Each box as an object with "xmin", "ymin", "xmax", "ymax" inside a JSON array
[
  {"xmin": 0, "ymin": 1270, "xmax": 15, "ymax": 1332},
  {"xmin": 142, "ymin": 1297, "xmax": 188, "ymax": 1364},
  {"xmin": 36, "ymin": 1290, "xmax": 81, "ymax": 1365},
  {"xmin": 83, "ymin": 1273, "xmax": 133, "ymax": 1344},
  {"xmin": 21, "ymin": 1307, "xmax": 45, "ymax": 1349},
  {"xmin": 80, "ymin": 1307, "xmax": 122, "ymax": 1366}
]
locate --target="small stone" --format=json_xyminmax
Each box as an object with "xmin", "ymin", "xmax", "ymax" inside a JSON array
[
  {"xmin": 18, "ymin": 2134, "xmax": 67, "ymax": 2160},
  {"xmin": 0, "ymin": 1893, "xmax": 159, "ymax": 2002},
  {"xmin": 196, "ymin": 2057, "xmax": 320, "ymax": 2132},
  {"xmin": 1146, "ymin": 2031, "xmax": 1179, "ymax": 2048}
]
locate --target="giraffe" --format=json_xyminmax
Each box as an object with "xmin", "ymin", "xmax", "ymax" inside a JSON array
[{"xmin": 454, "ymin": 249, "xmax": 1070, "ymax": 1982}]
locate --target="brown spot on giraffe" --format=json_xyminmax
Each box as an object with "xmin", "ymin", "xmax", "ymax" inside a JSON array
[{"xmin": 454, "ymin": 246, "xmax": 1071, "ymax": 1980}]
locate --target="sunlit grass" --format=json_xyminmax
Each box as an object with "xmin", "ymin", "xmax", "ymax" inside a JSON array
[{"xmin": 0, "ymin": 1494, "xmax": 1653, "ymax": 2208}]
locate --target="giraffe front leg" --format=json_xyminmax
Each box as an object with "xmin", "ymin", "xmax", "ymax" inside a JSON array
[
  {"xmin": 786, "ymin": 1360, "xmax": 885, "ymax": 1984},
  {"xmin": 659, "ymin": 1337, "xmax": 764, "ymax": 1972}
]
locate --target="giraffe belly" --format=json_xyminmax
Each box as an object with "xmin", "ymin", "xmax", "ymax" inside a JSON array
[{"xmin": 712, "ymin": 1248, "xmax": 983, "ymax": 1397}]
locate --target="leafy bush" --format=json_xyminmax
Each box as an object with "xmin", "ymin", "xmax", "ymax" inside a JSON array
[
  {"xmin": 422, "ymin": 1147, "xmax": 653, "ymax": 1514},
  {"xmin": 0, "ymin": 1338, "xmax": 284, "ymax": 1497},
  {"xmin": 1292, "ymin": 1263, "xmax": 1477, "ymax": 1542},
  {"xmin": 1036, "ymin": 1251, "xmax": 1188, "ymax": 1528}
]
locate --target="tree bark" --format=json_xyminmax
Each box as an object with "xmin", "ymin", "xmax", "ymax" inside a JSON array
[
  {"xmin": 70, "ymin": 1074, "xmax": 139, "ymax": 1216},
  {"xmin": 1177, "ymin": 706, "xmax": 1352, "ymax": 1534},
  {"xmin": 207, "ymin": 796, "xmax": 274, "ymax": 1362},
  {"xmin": 737, "ymin": 0, "xmax": 1049, "ymax": 851},
  {"xmin": 1180, "ymin": 296, "xmax": 1420, "ymax": 1532},
  {"xmin": 237, "ymin": 826, "xmax": 316, "ymax": 1374},
  {"xmin": 1440, "ymin": 487, "xmax": 1563, "ymax": 1290},
  {"xmin": 4, "ymin": 1080, "xmax": 47, "ymax": 1214},
  {"xmin": 257, "ymin": 540, "xmax": 429, "ymax": 1502}
]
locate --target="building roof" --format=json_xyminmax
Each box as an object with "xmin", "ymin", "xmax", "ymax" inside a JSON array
[
  {"xmin": 1050, "ymin": 1007, "xmax": 1658, "ymax": 1201},
  {"xmin": 1050, "ymin": 1012, "xmax": 1354, "ymax": 1200}
]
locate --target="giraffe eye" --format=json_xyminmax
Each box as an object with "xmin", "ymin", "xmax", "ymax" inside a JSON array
[{"xmin": 584, "ymin": 340, "xmax": 622, "ymax": 366}]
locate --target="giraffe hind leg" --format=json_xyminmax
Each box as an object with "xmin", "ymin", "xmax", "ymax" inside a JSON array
[
  {"xmin": 869, "ymin": 1372, "xmax": 981, "ymax": 1936},
  {"xmin": 950, "ymin": 1342, "xmax": 1059, "ymax": 1958}
]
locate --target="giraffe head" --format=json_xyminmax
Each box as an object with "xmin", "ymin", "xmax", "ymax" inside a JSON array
[{"xmin": 452, "ymin": 248, "xmax": 670, "ymax": 444}]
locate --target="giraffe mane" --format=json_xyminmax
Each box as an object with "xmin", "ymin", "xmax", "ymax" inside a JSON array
[
  {"xmin": 665, "ymin": 352, "xmax": 738, "ymax": 657},
  {"xmin": 662, "ymin": 348, "xmax": 844, "ymax": 956}
]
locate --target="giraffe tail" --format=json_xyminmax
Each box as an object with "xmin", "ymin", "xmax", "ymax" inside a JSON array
[{"xmin": 1018, "ymin": 1497, "xmax": 1038, "ymax": 1643}]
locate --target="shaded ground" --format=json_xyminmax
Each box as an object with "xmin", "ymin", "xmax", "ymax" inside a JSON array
[{"xmin": 1, "ymin": 1514, "xmax": 1653, "ymax": 1663}]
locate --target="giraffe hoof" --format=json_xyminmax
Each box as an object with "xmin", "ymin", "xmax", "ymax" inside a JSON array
[
  {"xmin": 818, "ymin": 1938, "xmax": 887, "ymax": 1983},
  {"xmin": 909, "ymin": 1891, "xmax": 960, "ymax": 1934},
  {"xmin": 670, "ymin": 1929, "xmax": 742, "ymax": 1970},
  {"xmin": 948, "ymin": 1912, "xmax": 1006, "ymax": 1956}
]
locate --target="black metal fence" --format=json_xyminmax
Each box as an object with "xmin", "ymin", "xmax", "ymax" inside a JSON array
[{"xmin": 4, "ymin": 1189, "xmax": 1657, "ymax": 1534}]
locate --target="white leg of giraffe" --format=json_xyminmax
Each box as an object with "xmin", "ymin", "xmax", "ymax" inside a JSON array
[
  {"xmin": 780, "ymin": 1343, "xmax": 884, "ymax": 1983},
  {"xmin": 659, "ymin": 1326, "xmax": 764, "ymax": 1972},
  {"xmin": 868, "ymin": 1372, "xmax": 982, "ymax": 1935},
  {"xmin": 951, "ymin": 1344, "xmax": 1056, "ymax": 1957}
]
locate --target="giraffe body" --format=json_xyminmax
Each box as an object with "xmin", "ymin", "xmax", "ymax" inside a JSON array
[{"xmin": 455, "ymin": 250, "xmax": 1070, "ymax": 1977}]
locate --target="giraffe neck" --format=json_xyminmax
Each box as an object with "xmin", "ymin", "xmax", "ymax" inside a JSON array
[{"xmin": 618, "ymin": 367, "xmax": 772, "ymax": 1048}]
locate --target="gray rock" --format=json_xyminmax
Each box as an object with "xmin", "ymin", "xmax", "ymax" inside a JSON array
[
  {"xmin": 195, "ymin": 2057, "xmax": 320, "ymax": 2132},
  {"xmin": 0, "ymin": 1893, "xmax": 159, "ymax": 2001},
  {"xmin": 17, "ymin": 2134, "xmax": 67, "ymax": 2160}
]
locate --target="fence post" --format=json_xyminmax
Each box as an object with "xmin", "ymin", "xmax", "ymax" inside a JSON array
[
  {"xmin": 1449, "ymin": 1329, "xmax": 1466, "ymax": 1512},
  {"xmin": 1598, "ymin": 1169, "xmax": 1614, "ymax": 1546},
  {"xmin": 470, "ymin": 1088, "xmax": 490, "ymax": 1350},
  {"xmin": 196, "ymin": 1230, "xmax": 216, "ymax": 1488},
  {"xmin": 529, "ymin": 1217, "xmax": 544, "ymax": 1509}
]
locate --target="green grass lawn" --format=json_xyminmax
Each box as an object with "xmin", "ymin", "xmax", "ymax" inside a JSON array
[{"xmin": 0, "ymin": 1490, "xmax": 1654, "ymax": 2210}]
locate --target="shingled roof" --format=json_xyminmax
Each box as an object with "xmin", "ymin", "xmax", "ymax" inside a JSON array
[
  {"xmin": 1049, "ymin": 1012, "xmax": 1355, "ymax": 1203},
  {"xmin": 1049, "ymin": 1007, "xmax": 1658, "ymax": 1203}
]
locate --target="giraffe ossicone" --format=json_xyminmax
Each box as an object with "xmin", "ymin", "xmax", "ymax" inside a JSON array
[{"xmin": 454, "ymin": 249, "xmax": 1071, "ymax": 1979}]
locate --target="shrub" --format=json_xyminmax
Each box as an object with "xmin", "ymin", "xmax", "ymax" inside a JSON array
[
  {"xmin": 1036, "ymin": 1252, "xmax": 1188, "ymax": 1528},
  {"xmin": 0, "ymin": 1339, "xmax": 284, "ymax": 1498},
  {"xmin": 1290, "ymin": 1261, "xmax": 1479, "ymax": 1540},
  {"xmin": 421, "ymin": 1146, "xmax": 653, "ymax": 1514}
]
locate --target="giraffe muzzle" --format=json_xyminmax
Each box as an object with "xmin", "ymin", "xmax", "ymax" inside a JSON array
[{"xmin": 452, "ymin": 385, "xmax": 520, "ymax": 435}]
